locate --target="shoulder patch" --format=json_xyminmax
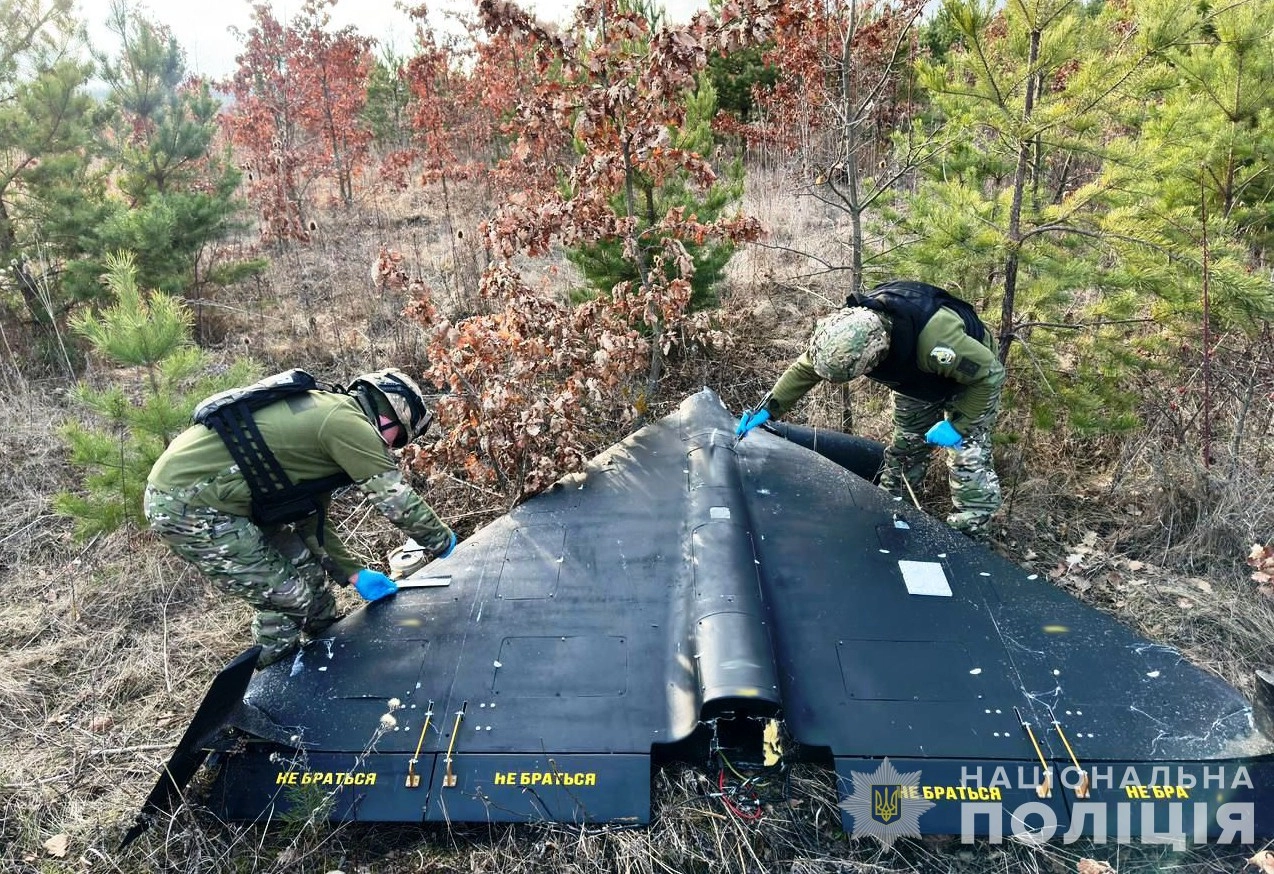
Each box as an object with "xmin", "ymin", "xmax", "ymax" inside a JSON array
[
  {"xmin": 956, "ymin": 358, "xmax": 980, "ymax": 377},
  {"xmin": 930, "ymin": 346, "xmax": 957, "ymax": 366}
]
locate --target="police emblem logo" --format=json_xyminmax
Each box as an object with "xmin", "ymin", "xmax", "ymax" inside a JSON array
[
  {"xmin": 840, "ymin": 758, "xmax": 935, "ymax": 847},
  {"xmin": 931, "ymin": 346, "xmax": 957, "ymax": 366}
]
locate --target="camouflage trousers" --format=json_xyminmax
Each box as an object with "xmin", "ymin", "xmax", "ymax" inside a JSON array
[
  {"xmin": 876, "ymin": 389, "xmax": 1002, "ymax": 539},
  {"xmin": 143, "ymin": 483, "xmax": 340, "ymax": 667}
]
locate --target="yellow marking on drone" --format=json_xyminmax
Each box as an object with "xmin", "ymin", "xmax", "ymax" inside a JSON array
[
  {"xmin": 1051, "ymin": 721, "xmax": 1090, "ymax": 798},
  {"xmin": 443, "ymin": 702, "xmax": 467, "ymax": 788},
  {"xmin": 1015, "ymin": 707, "xmax": 1052, "ymax": 798},
  {"xmin": 405, "ymin": 700, "xmax": 434, "ymax": 789},
  {"xmin": 762, "ymin": 720, "xmax": 783, "ymax": 767},
  {"xmin": 275, "ymin": 770, "xmax": 377, "ymax": 786}
]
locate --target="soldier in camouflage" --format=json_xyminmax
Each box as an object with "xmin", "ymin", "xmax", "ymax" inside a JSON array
[
  {"xmin": 735, "ymin": 280, "xmax": 1004, "ymax": 540},
  {"xmin": 145, "ymin": 369, "xmax": 456, "ymax": 667}
]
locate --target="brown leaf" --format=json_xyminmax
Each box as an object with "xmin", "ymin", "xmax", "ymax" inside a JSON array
[
  {"xmin": 43, "ymin": 834, "xmax": 69, "ymax": 858},
  {"xmin": 1187, "ymin": 577, "xmax": 1213, "ymax": 594},
  {"xmin": 1076, "ymin": 860, "xmax": 1115, "ymax": 874}
]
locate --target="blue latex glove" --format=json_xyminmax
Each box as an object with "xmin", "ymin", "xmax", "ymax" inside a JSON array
[
  {"xmin": 734, "ymin": 408, "xmax": 771, "ymax": 438},
  {"xmin": 354, "ymin": 568, "xmax": 398, "ymax": 602},
  {"xmin": 925, "ymin": 420, "xmax": 963, "ymax": 448},
  {"xmin": 436, "ymin": 530, "xmax": 458, "ymax": 559}
]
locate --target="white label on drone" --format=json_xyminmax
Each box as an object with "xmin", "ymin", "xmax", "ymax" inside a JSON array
[{"xmin": 899, "ymin": 560, "xmax": 952, "ymax": 597}]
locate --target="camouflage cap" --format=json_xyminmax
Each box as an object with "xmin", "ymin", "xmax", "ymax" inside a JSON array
[{"xmin": 808, "ymin": 307, "xmax": 890, "ymax": 382}]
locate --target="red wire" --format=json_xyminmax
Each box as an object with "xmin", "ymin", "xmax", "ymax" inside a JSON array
[{"xmin": 718, "ymin": 768, "xmax": 763, "ymax": 821}]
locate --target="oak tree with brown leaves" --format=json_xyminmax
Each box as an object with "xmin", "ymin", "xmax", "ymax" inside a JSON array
[
  {"xmin": 398, "ymin": 0, "xmax": 768, "ymax": 502},
  {"xmin": 222, "ymin": 0, "xmax": 373, "ymax": 242}
]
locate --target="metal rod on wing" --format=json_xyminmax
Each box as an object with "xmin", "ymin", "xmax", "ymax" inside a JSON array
[
  {"xmin": 405, "ymin": 700, "xmax": 435, "ymax": 789},
  {"xmin": 1051, "ymin": 721, "xmax": 1090, "ymax": 798},
  {"xmin": 1014, "ymin": 706, "xmax": 1053, "ymax": 798},
  {"xmin": 443, "ymin": 701, "xmax": 467, "ymax": 788}
]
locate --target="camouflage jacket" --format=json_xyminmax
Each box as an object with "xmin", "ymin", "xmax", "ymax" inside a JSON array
[
  {"xmin": 764, "ymin": 307, "xmax": 1004, "ymax": 436},
  {"xmin": 148, "ymin": 391, "xmax": 452, "ymax": 576}
]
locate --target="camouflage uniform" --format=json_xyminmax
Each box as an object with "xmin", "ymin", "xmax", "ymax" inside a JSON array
[
  {"xmin": 878, "ymin": 385, "xmax": 1002, "ymax": 538},
  {"xmin": 761, "ymin": 283, "xmax": 1004, "ymax": 540},
  {"xmin": 146, "ymin": 390, "xmax": 453, "ymax": 666}
]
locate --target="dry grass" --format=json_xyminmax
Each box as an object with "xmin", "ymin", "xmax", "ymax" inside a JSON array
[{"xmin": 1, "ymin": 169, "xmax": 1271, "ymax": 873}]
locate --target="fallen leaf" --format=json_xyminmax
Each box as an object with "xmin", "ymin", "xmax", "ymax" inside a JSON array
[
  {"xmin": 1125, "ymin": 560, "xmax": 1143, "ymax": 571},
  {"xmin": 1077, "ymin": 859, "xmax": 1115, "ymax": 874},
  {"xmin": 1187, "ymin": 577, "xmax": 1213, "ymax": 594},
  {"xmin": 44, "ymin": 834, "xmax": 69, "ymax": 858},
  {"xmin": 88, "ymin": 714, "xmax": 113, "ymax": 732},
  {"xmin": 1249, "ymin": 850, "xmax": 1274, "ymax": 874}
]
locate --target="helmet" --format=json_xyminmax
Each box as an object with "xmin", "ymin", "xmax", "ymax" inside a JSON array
[
  {"xmin": 808, "ymin": 308, "xmax": 889, "ymax": 382},
  {"xmin": 349, "ymin": 369, "xmax": 432, "ymax": 446}
]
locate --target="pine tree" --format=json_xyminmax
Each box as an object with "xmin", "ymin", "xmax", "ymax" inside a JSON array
[
  {"xmin": 566, "ymin": 73, "xmax": 743, "ymax": 312},
  {"xmin": 885, "ymin": 0, "xmax": 1274, "ymax": 440},
  {"xmin": 363, "ymin": 48, "xmax": 412, "ymax": 152},
  {"xmin": 78, "ymin": 5, "xmax": 255, "ymax": 306},
  {"xmin": 881, "ymin": 0, "xmax": 1165, "ymax": 433},
  {"xmin": 0, "ymin": 0, "xmax": 105, "ymax": 352},
  {"xmin": 55, "ymin": 253, "xmax": 256, "ymax": 538},
  {"xmin": 1103, "ymin": 0, "xmax": 1274, "ymax": 327}
]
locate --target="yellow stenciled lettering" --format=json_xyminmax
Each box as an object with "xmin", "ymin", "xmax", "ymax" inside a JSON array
[
  {"xmin": 286, "ymin": 771, "xmax": 378, "ymax": 787},
  {"xmin": 509, "ymin": 770, "xmax": 598, "ymax": 787}
]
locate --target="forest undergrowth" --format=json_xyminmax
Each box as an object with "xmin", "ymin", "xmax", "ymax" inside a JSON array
[{"xmin": 1, "ymin": 171, "xmax": 1271, "ymax": 874}]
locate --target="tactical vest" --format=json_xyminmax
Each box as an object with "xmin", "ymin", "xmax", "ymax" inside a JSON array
[
  {"xmin": 847, "ymin": 280, "xmax": 988, "ymax": 401},
  {"xmin": 193, "ymin": 370, "xmax": 356, "ymax": 529}
]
